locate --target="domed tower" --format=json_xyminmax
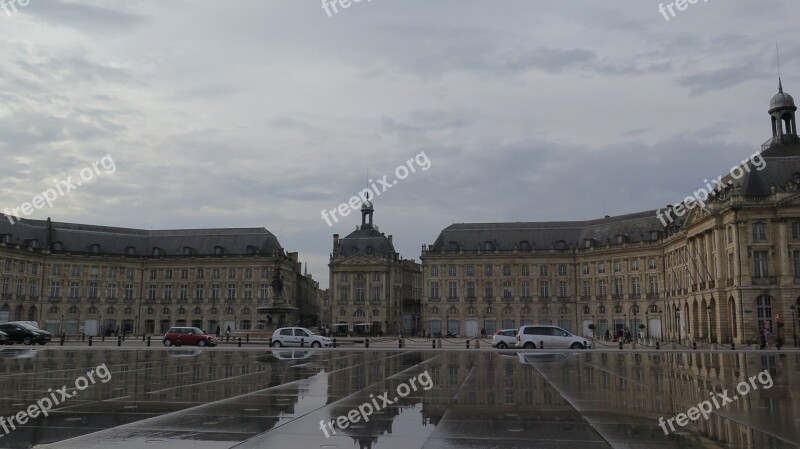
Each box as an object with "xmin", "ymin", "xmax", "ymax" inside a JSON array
[
  {"xmin": 768, "ymin": 78, "xmax": 798, "ymax": 146},
  {"xmin": 360, "ymin": 194, "xmax": 374, "ymax": 230}
]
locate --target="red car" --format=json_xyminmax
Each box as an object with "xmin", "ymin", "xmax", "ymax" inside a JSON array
[{"xmin": 163, "ymin": 327, "xmax": 218, "ymax": 347}]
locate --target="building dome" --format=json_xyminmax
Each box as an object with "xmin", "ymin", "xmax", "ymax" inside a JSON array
[{"xmin": 770, "ymin": 79, "xmax": 796, "ymax": 113}]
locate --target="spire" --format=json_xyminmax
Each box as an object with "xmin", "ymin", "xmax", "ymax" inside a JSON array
[{"xmin": 779, "ymin": 77, "xmax": 783, "ymax": 93}]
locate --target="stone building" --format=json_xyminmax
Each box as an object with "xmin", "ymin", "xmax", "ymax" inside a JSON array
[
  {"xmin": 0, "ymin": 216, "xmax": 318, "ymax": 336},
  {"xmin": 328, "ymin": 199, "xmax": 422, "ymax": 336},
  {"xmin": 422, "ymin": 83, "xmax": 800, "ymax": 345}
]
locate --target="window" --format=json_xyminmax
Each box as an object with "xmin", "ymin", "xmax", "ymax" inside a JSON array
[
  {"xmin": 582, "ymin": 281, "xmax": 591, "ymax": 298},
  {"xmin": 558, "ymin": 265, "xmax": 567, "ymax": 276},
  {"xmin": 539, "ymin": 265, "xmax": 549, "ymax": 276},
  {"xmin": 448, "ymin": 266, "xmax": 457, "ymax": 277},
  {"xmin": 180, "ymin": 284, "xmax": 188, "ymax": 301},
  {"xmin": 728, "ymin": 253, "xmax": 735, "ymax": 278},
  {"xmin": 17, "ymin": 261, "xmax": 25, "ymax": 274},
  {"xmin": 372, "ymin": 272, "xmax": 380, "ymax": 282},
  {"xmin": 125, "ymin": 284, "xmax": 134, "ymax": 300},
  {"xmin": 51, "ymin": 264, "xmax": 62, "ymax": 276},
  {"xmin": 355, "ymin": 279, "xmax": 365, "ymax": 304},
  {"xmin": 71, "ymin": 265, "xmax": 81, "ymax": 277},
  {"xmin": 107, "ymin": 284, "xmax": 116, "ymax": 299},
  {"xmin": 245, "ymin": 268, "xmax": 253, "ymax": 279},
  {"xmin": 598, "ymin": 279, "xmax": 607, "ymax": 297},
  {"xmin": 502, "ymin": 265, "xmax": 511, "ymax": 276},
  {"xmin": 227, "ymin": 283, "xmax": 236, "ymax": 301},
  {"xmin": 613, "ymin": 260, "xmax": 621, "ymax": 272},
  {"xmin": 466, "ymin": 265, "xmax": 475, "ymax": 277},
  {"xmin": 181, "ymin": 269, "xmax": 189, "ymax": 280},
  {"xmin": 339, "ymin": 287, "xmax": 349, "ymax": 302},
  {"xmin": 582, "ymin": 264, "xmax": 590, "ymax": 275},
  {"xmin": 196, "ymin": 284, "xmax": 205, "ymax": 301},
  {"xmin": 485, "ymin": 265, "xmax": 493, "ymax": 276},
  {"xmin": 727, "ymin": 226, "xmax": 734, "ymax": 244},
  {"xmin": 466, "ymin": 281, "xmax": 476, "ymax": 298},
  {"xmin": 150, "ymin": 269, "xmax": 157, "ymax": 280},
  {"xmin": 197, "ymin": 268, "xmax": 205, "ymax": 279},
  {"xmin": 539, "ymin": 281, "xmax": 549, "ymax": 299},
  {"xmin": 503, "ymin": 281, "xmax": 513, "ymax": 299},
  {"xmin": 211, "ymin": 284, "xmax": 220, "ymax": 300},
  {"xmin": 485, "ymin": 282, "xmax": 494, "ymax": 299},
  {"xmin": 430, "ymin": 282, "xmax": 440, "ymax": 299},
  {"xmin": 597, "ymin": 262, "xmax": 605, "ymax": 274},
  {"xmin": 164, "ymin": 284, "xmax": 173, "ymax": 301},
  {"xmin": 521, "ymin": 281, "xmax": 531, "ymax": 298},
  {"xmin": 260, "ymin": 283, "xmax": 268, "ymax": 300},
  {"xmin": 793, "ymin": 222, "xmax": 800, "ymax": 239},
  {"xmin": 50, "ymin": 281, "xmax": 61, "ymax": 299},
  {"xmin": 165, "ymin": 269, "xmax": 173, "ymax": 280},
  {"xmin": 613, "ymin": 278, "xmax": 623, "ymax": 297},
  {"xmin": 631, "ymin": 277, "xmax": 641, "ymax": 297},
  {"xmin": 753, "ymin": 222, "xmax": 767, "ymax": 241},
  {"xmin": 648, "ymin": 276, "xmax": 659, "ymax": 295},
  {"xmin": 447, "ymin": 281, "xmax": 457, "ymax": 299},
  {"xmin": 648, "ymin": 258, "xmax": 657, "ymax": 270},
  {"xmin": 108, "ymin": 267, "xmax": 117, "ymax": 278},
  {"xmin": 521, "ymin": 265, "xmax": 530, "ymax": 276},
  {"xmin": 794, "ymin": 251, "xmax": 800, "ymax": 278},
  {"xmin": 244, "ymin": 283, "xmax": 252, "ymax": 300},
  {"xmin": 1, "ymin": 277, "xmax": 8, "ymax": 295},
  {"xmin": 558, "ymin": 281, "xmax": 567, "ymax": 298},
  {"xmin": 754, "ymin": 251, "xmax": 769, "ymax": 278},
  {"xmin": 228, "ymin": 269, "xmax": 236, "ymax": 279},
  {"xmin": 31, "ymin": 263, "xmax": 38, "ymax": 275},
  {"xmin": 371, "ymin": 286, "xmax": 380, "ymax": 302},
  {"xmin": 69, "ymin": 282, "xmax": 80, "ymax": 299},
  {"xmin": 212, "ymin": 268, "xmax": 220, "ymax": 279}
]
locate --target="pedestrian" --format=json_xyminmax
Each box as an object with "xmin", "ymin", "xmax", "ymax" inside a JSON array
[
  {"xmin": 604, "ymin": 329, "xmax": 610, "ymax": 341},
  {"xmin": 216, "ymin": 325, "xmax": 220, "ymax": 337},
  {"xmin": 763, "ymin": 323, "xmax": 772, "ymax": 349},
  {"xmin": 226, "ymin": 325, "xmax": 231, "ymax": 339}
]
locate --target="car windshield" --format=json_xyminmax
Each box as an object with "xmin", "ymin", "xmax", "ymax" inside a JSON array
[{"xmin": 16, "ymin": 323, "xmax": 40, "ymax": 331}]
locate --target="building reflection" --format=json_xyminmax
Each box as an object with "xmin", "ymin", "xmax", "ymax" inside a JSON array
[{"xmin": 0, "ymin": 349, "xmax": 795, "ymax": 448}]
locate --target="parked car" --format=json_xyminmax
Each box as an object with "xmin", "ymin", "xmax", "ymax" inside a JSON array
[
  {"xmin": 492, "ymin": 329, "xmax": 518, "ymax": 349},
  {"xmin": 0, "ymin": 330, "xmax": 8, "ymax": 345},
  {"xmin": 271, "ymin": 327, "xmax": 332, "ymax": 348},
  {"xmin": 162, "ymin": 327, "xmax": 218, "ymax": 347},
  {"xmin": 516, "ymin": 325, "xmax": 588, "ymax": 349},
  {"xmin": 0, "ymin": 322, "xmax": 52, "ymax": 345}
]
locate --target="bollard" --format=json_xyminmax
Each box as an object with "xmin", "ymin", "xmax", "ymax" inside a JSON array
[
  {"xmin": 60, "ymin": 335, "xmax": 65, "ymax": 346},
  {"xmin": 692, "ymin": 341, "xmax": 697, "ymax": 350},
  {"xmin": 122, "ymin": 334, "xmax": 126, "ymax": 342},
  {"xmin": 88, "ymin": 336, "xmax": 93, "ymax": 346},
  {"xmin": 300, "ymin": 338, "xmax": 305, "ymax": 348},
  {"xmin": 466, "ymin": 339, "xmax": 470, "ymax": 349},
  {"xmin": 540, "ymin": 340, "xmax": 544, "ymax": 350},
  {"xmin": 656, "ymin": 341, "xmax": 660, "ymax": 350},
  {"xmin": 117, "ymin": 336, "xmax": 122, "ymax": 347},
  {"xmin": 268, "ymin": 337, "xmax": 272, "ymax": 347},
  {"xmin": 332, "ymin": 338, "xmax": 337, "ymax": 348},
  {"xmin": 432, "ymin": 339, "xmax": 436, "ymax": 349},
  {"xmin": 399, "ymin": 338, "xmax": 404, "ymax": 349},
  {"xmin": 226, "ymin": 334, "xmax": 230, "ymax": 343},
  {"xmin": 365, "ymin": 338, "xmax": 369, "ymax": 348},
  {"xmin": 619, "ymin": 341, "xmax": 623, "ymax": 350},
  {"xmin": 238, "ymin": 337, "xmax": 242, "ymax": 348},
  {"xmin": 81, "ymin": 333, "xmax": 85, "ymax": 342},
  {"xmin": 147, "ymin": 336, "xmax": 151, "ymax": 347},
  {"xmin": 246, "ymin": 334, "xmax": 250, "ymax": 343},
  {"xmin": 101, "ymin": 334, "xmax": 105, "ymax": 342},
  {"xmin": 731, "ymin": 342, "xmax": 735, "ymax": 350},
  {"xmin": 142, "ymin": 334, "xmax": 146, "ymax": 342}
]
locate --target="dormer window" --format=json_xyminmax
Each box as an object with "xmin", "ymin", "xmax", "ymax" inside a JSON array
[
  {"xmin": 2, "ymin": 234, "xmax": 11, "ymax": 244},
  {"xmin": 152, "ymin": 247, "xmax": 164, "ymax": 257},
  {"xmin": 555, "ymin": 240, "xmax": 567, "ymax": 250},
  {"xmin": 448, "ymin": 241, "xmax": 458, "ymax": 252},
  {"xmin": 519, "ymin": 240, "xmax": 531, "ymax": 251},
  {"xmin": 89, "ymin": 244, "xmax": 101, "ymax": 254},
  {"xmin": 615, "ymin": 235, "xmax": 627, "ymax": 244},
  {"xmin": 52, "ymin": 241, "xmax": 63, "ymax": 251},
  {"xmin": 183, "ymin": 246, "xmax": 195, "ymax": 256},
  {"xmin": 484, "ymin": 241, "xmax": 494, "ymax": 251},
  {"xmin": 125, "ymin": 246, "xmax": 137, "ymax": 256},
  {"xmin": 25, "ymin": 239, "xmax": 38, "ymax": 249},
  {"xmin": 246, "ymin": 245, "xmax": 258, "ymax": 255},
  {"xmin": 214, "ymin": 246, "xmax": 225, "ymax": 255}
]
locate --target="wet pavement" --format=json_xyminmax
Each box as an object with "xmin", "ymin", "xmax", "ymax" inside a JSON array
[{"xmin": 0, "ymin": 347, "xmax": 796, "ymax": 448}]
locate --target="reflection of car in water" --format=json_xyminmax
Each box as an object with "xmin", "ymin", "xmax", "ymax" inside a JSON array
[
  {"xmin": 166, "ymin": 349, "xmax": 203, "ymax": 357},
  {"xmin": 271, "ymin": 350, "xmax": 313, "ymax": 361},
  {"xmin": 517, "ymin": 352, "xmax": 569, "ymax": 365},
  {"xmin": 0, "ymin": 348, "xmax": 38, "ymax": 359}
]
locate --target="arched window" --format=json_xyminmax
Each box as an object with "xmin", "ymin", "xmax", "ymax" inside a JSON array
[
  {"xmin": 88, "ymin": 306, "xmax": 97, "ymax": 314},
  {"xmin": 194, "ymin": 307, "xmax": 202, "ymax": 314},
  {"xmin": 147, "ymin": 308, "xmax": 155, "ymax": 315},
  {"xmin": 540, "ymin": 306, "xmax": 549, "ymax": 314},
  {"xmin": 209, "ymin": 307, "xmax": 218, "ymax": 315},
  {"xmin": 466, "ymin": 306, "xmax": 476, "ymax": 315},
  {"xmin": 583, "ymin": 306, "xmax": 590, "ymax": 314},
  {"xmin": 49, "ymin": 306, "xmax": 59, "ymax": 313},
  {"xmin": 68, "ymin": 306, "xmax": 79, "ymax": 314},
  {"xmin": 242, "ymin": 308, "xmax": 251, "ymax": 315},
  {"xmin": 372, "ymin": 309, "xmax": 380, "ymax": 317},
  {"xmin": 224, "ymin": 307, "xmax": 234, "ymax": 315},
  {"xmin": 631, "ymin": 305, "xmax": 640, "ymax": 314},
  {"xmin": 162, "ymin": 307, "xmax": 169, "ymax": 314},
  {"xmin": 614, "ymin": 305, "xmax": 623, "ymax": 313},
  {"xmin": 448, "ymin": 306, "xmax": 458, "ymax": 314},
  {"xmin": 598, "ymin": 306, "xmax": 606, "ymax": 314},
  {"xmin": 354, "ymin": 309, "xmax": 366, "ymax": 317},
  {"xmin": 503, "ymin": 306, "xmax": 513, "ymax": 315},
  {"xmin": 649, "ymin": 304, "xmax": 658, "ymax": 313},
  {"xmin": 178, "ymin": 307, "xmax": 186, "ymax": 314},
  {"xmin": 339, "ymin": 309, "xmax": 347, "ymax": 316},
  {"xmin": 430, "ymin": 306, "xmax": 439, "ymax": 315},
  {"xmin": 106, "ymin": 307, "xmax": 115, "ymax": 314}
]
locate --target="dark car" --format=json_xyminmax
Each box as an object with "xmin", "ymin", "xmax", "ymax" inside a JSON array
[
  {"xmin": 0, "ymin": 322, "xmax": 52, "ymax": 345},
  {"xmin": 163, "ymin": 327, "xmax": 218, "ymax": 347},
  {"xmin": 0, "ymin": 330, "xmax": 8, "ymax": 345}
]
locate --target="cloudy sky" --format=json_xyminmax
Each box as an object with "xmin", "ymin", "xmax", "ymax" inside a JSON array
[{"xmin": 1, "ymin": 0, "xmax": 798, "ymax": 286}]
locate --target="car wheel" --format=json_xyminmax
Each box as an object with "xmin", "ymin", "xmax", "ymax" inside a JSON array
[
  {"xmin": 497, "ymin": 342, "xmax": 507, "ymax": 349},
  {"xmin": 22, "ymin": 337, "xmax": 32, "ymax": 345},
  {"xmin": 311, "ymin": 341, "xmax": 321, "ymax": 348},
  {"xmin": 272, "ymin": 341, "xmax": 282, "ymax": 347},
  {"xmin": 523, "ymin": 342, "xmax": 535, "ymax": 349},
  {"xmin": 163, "ymin": 339, "xmax": 173, "ymax": 347},
  {"xmin": 197, "ymin": 340, "xmax": 207, "ymax": 347},
  {"xmin": 570, "ymin": 342, "xmax": 584, "ymax": 349}
]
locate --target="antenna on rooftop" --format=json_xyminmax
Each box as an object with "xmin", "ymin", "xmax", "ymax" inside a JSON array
[{"xmin": 777, "ymin": 42, "xmax": 783, "ymax": 92}]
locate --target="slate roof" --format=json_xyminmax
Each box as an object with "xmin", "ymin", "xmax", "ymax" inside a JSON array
[
  {"xmin": 429, "ymin": 210, "xmax": 665, "ymax": 252},
  {"xmin": 0, "ymin": 214, "xmax": 282, "ymax": 256},
  {"xmin": 338, "ymin": 227, "xmax": 396, "ymax": 258}
]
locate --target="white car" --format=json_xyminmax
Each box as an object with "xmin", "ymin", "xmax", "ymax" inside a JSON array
[
  {"xmin": 492, "ymin": 329, "xmax": 518, "ymax": 349},
  {"xmin": 271, "ymin": 327, "xmax": 332, "ymax": 348},
  {"xmin": 516, "ymin": 325, "xmax": 588, "ymax": 349}
]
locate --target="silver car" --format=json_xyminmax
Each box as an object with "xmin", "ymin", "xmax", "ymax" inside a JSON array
[
  {"xmin": 271, "ymin": 327, "xmax": 332, "ymax": 348},
  {"xmin": 492, "ymin": 329, "xmax": 518, "ymax": 349}
]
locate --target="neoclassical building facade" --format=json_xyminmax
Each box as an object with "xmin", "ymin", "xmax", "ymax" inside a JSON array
[
  {"xmin": 422, "ymin": 83, "xmax": 800, "ymax": 345},
  {"xmin": 328, "ymin": 200, "xmax": 422, "ymax": 336},
  {"xmin": 0, "ymin": 216, "xmax": 319, "ymax": 336}
]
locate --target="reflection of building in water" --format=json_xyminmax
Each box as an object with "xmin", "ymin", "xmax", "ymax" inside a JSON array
[
  {"xmin": 0, "ymin": 349, "xmax": 322, "ymax": 447},
  {"xmin": 422, "ymin": 84, "xmax": 800, "ymax": 346}
]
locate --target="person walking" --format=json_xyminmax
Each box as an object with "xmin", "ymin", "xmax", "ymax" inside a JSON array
[
  {"xmin": 763, "ymin": 322, "xmax": 772, "ymax": 349},
  {"xmin": 215, "ymin": 325, "xmax": 221, "ymax": 337}
]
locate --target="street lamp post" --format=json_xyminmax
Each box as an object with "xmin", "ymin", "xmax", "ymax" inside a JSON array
[
  {"xmin": 675, "ymin": 307, "xmax": 681, "ymax": 344},
  {"xmin": 791, "ymin": 306, "xmax": 798, "ymax": 348},
  {"xmin": 645, "ymin": 311, "xmax": 649, "ymax": 341},
  {"xmin": 706, "ymin": 305, "xmax": 712, "ymax": 344}
]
